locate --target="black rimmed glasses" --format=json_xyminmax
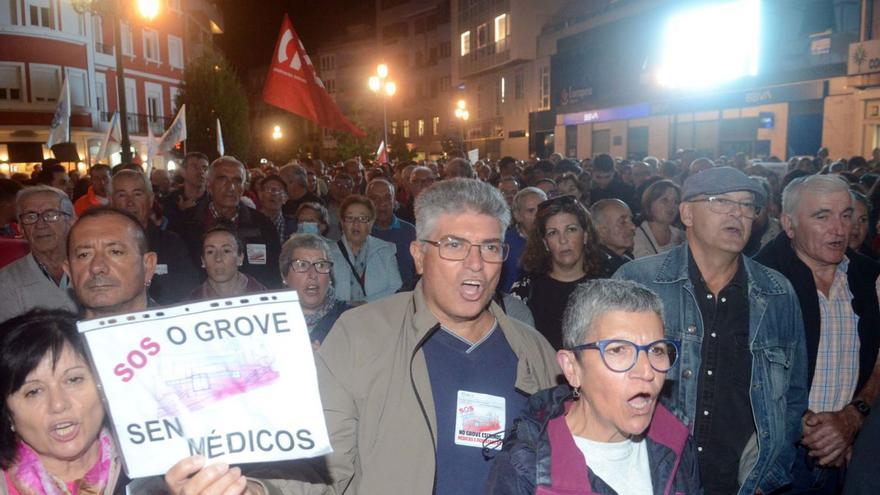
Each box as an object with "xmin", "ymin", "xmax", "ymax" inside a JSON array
[
  {"xmin": 567, "ymin": 339, "xmax": 680, "ymax": 373},
  {"xmin": 420, "ymin": 236, "xmax": 510, "ymax": 263},
  {"xmin": 18, "ymin": 209, "xmax": 71, "ymax": 225},
  {"xmin": 689, "ymin": 196, "xmax": 761, "ymax": 219},
  {"xmin": 289, "ymin": 259, "xmax": 333, "ymax": 274}
]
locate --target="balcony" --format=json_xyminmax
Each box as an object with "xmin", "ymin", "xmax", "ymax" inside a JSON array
[
  {"xmin": 459, "ymin": 39, "xmax": 511, "ymax": 78},
  {"xmin": 100, "ymin": 111, "xmax": 173, "ymax": 136},
  {"xmin": 95, "ymin": 41, "xmax": 113, "ymax": 55}
]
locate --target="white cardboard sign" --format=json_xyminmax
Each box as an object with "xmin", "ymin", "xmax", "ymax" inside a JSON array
[{"xmin": 78, "ymin": 291, "xmax": 332, "ymax": 479}]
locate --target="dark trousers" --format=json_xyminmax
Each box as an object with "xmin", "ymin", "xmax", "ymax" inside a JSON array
[{"xmin": 786, "ymin": 445, "xmax": 843, "ymax": 494}]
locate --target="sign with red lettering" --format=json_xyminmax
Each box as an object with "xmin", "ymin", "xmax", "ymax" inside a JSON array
[{"xmin": 78, "ymin": 291, "xmax": 331, "ymax": 478}]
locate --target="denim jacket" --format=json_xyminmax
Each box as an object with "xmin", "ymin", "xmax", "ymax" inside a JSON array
[{"xmin": 614, "ymin": 244, "xmax": 808, "ymax": 495}]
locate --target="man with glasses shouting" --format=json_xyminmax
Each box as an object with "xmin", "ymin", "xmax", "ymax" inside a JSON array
[
  {"xmin": 0, "ymin": 185, "xmax": 78, "ymax": 321},
  {"xmin": 615, "ymin": 166, "xmax": 808, "ymax": 495},
  {"xmin": 308, "ymin": 178, "xmax": 559, "ymax": 495}
]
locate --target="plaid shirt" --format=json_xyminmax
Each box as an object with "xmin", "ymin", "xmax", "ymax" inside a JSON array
[{"xmin": 809, "ymin": 257, "xmax": 880, "ymax": 412}]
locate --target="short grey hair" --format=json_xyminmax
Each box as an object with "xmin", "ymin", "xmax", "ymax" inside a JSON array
[
  {"xmin": 112, "ymin": 169, "xmax": 153, "ymax": 196},
  {"xmin": 16, "ymin": 185, "xmax": 74, "ymax": 218},
  {"xmin": 590, "ymin": 198, "xmax": 630, "ymax": 226},
  {"xmin": 415, "ymin": 178, "xmax": 510, "ymax": 239},
  {"xmin": 209, "ymin": 155, "xmax": 248, "ymax": 184},
  {"xmin": 561, "ymin": 279, "xmax": 664, "ymax": 349},
  {"xmin": 782, "ymin": 174, "xmax": 851, "ymax": 222},
  {"xmin": 279, "ymin": 233, "xmax": 331, "ymax": 279},
  {"xmin": 513, "ymin": 187, "xmax": 547, "ymax": 211},
  {"xmin": 279, "ymin": 163, "xmax": 308, "ymax": 187},
  {"xmin": 444, "ymin": 158, "xmax": 476, "ymax": 179},
  {"xmin": 409, "ymin": 165, "xmax": 434, "ymax": 183},
  {"xmin": 366, "ymin": 177, "xmax": 395, "ymax": 197}
]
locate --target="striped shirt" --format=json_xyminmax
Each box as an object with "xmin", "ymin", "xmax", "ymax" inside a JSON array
[{"xmin": 808, "ymin": 257, "xmax": 878, "ymax": 412}]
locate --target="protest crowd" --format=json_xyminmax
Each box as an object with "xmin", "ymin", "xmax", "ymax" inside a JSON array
[{"xmin": 3, "ymin": 146, "xmax": 880, "ymax": 495}]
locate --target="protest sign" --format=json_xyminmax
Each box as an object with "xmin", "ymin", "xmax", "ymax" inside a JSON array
[
  {"xmin": 78, "ymin": 291, "xmax": 331, "ymax": 478},
  {"xmin": 468, "ymin": 148, "xmax": 479, "ymax": 163}
]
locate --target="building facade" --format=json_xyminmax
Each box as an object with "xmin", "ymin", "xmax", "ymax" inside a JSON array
[{"xmin": 0, "ymin": 0, "xmax": 222, "ymax": 174}]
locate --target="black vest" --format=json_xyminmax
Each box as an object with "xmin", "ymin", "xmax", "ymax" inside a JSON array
[{"xmin": 755, "ymin": 232, "xmax": 880, "ymax": 393}]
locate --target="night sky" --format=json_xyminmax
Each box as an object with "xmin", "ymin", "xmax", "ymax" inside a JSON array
[{"xmin": 216, "ymin": 0, "xmax": 375, "ymax": 76}]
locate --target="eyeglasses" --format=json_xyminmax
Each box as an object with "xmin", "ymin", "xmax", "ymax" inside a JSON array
[
  {"xmin": 19, "ymin": 209, "xmax": 70, "ymax": 225},
  {"xmin": 567, "ymin": 339, "xmax": 680, "ymax": 373},
  {"xmin": 289, "ymin": 259, "xmax": 333, "ymax": 274},
  {"xmin": 537, "ymin": 194, "xmax": 581, "ymax": 211},
  {"xmin": 262, "ymin": 187, "xmax": 286, "ymax": 195},
  {"xmin": 421, "ymin": 236, "xmax": 509, "ymax": 263},
  {"xmin": 690, "ymin": 196, "xmax": 761, "ymax": 219},
  {"xmin": 343, "ymin": 215, "xmax": 372, "ymax": 224}
]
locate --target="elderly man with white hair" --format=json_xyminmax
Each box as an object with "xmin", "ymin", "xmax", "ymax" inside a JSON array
[
  {"xmin": 0, "ymin": 185, "xmax": 78, "ymax": 321},
  {"xmin": 312, "ymin": 178, "xmax": 559, "ymax": 494},
  {"xmin": 756, "ymin": 174, "xmax": 880, "ymax": 493}
]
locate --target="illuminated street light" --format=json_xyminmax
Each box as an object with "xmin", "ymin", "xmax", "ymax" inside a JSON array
[
  {"xmin": 136, "ymin": 0, "xmax": 160, "ymax": 20},
  {"xmin": 272, "ymin": 125, "xmax": 283, "ymax": 140},
  {"xmin": 71, "ymin": 0, "xmax": 162, "ymax": 164},
  {"xmin": 368, "ymin": 64, "xmax": 395, "ymax": 156},
  {"xmin": 454, "ymin": 100, "xmax": 469, "ymax": 147}
]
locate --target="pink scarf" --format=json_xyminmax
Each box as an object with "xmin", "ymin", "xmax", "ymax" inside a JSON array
[{"xmin": 7, "ymin": 429, "xmax": 113, "ymax": 495}]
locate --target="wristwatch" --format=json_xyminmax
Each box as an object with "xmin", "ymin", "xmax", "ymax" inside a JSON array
[{"xmin": 850, "ymin": 398, "xmax": 872, "ymax": 417}]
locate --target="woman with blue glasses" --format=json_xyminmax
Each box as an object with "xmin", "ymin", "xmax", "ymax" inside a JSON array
[{"xmin": 486, "ymin": 279, "xmax": 701, "ymax": 495}]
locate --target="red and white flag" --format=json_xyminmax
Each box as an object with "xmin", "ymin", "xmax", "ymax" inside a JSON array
[
  {"xmin": 375, "ymin": 141, "xmax": 387, "ymax": 164},
  {"xmin": 262, "ymin": 15, "xmax": 366, "ymax": 137}
]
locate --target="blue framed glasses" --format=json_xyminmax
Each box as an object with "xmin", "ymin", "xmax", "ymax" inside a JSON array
[{"xmin": 567, "ymin": 339, "xmax": 680, "ymax": 373}]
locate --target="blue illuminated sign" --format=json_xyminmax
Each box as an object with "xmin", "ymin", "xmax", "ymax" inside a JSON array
[{"xmin": 561, "ymin": 103, "xmax": 652, "ymax": 126}]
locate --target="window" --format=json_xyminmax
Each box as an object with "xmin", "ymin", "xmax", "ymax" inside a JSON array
[
  {"xmin": 143, "ymin": 29, "xmax": 160, "ymax": 63},
  {"xmin": 440, "ymin": 41, "xmax": 451, "ymax": 58},
  {"xmin": 66, "ymin": 68, "xmax": 88, "ymax": 108},
  {"xmin": 169, "ymin": 0, "xmax": 182, "ymax": 11},
  {"xmin": 494, "ymin": 14, "xmax": 508, "ymax": 43},
  {"xmin": 325, "ymin": 79, "xmax": 336, "ymax": 94},
  {"xmin": 145, "ymin": 82, "xmax": 163, "ymax": 126},
  {"xmin": 320, "ymin": 55, "xmax": 335, "ymax": 72},
  {"xmin": 439, "ymin": 75, "xmax": 451, "ymax": 92},
  {"xmin": 27, "ymin": 0, "xmax": 53, "ymax": 29},
  {"xmin": 30, "ymin": 65, "xmax": 61, "ymax": 104},
  {"xmin": 514, "ymin": 71, "xmax": 524, "ymax": 100},
  {"xmin": 169, "ymin": 86, "xmax": 180, "ymax": 112},
  {"xmin": 168, "ymin": 35, "xmax": 183, "ymax": 69},
  {"xmin": 477, "ymin": 23, "xmax": 487, "ymax": 48},
  {"xmin": 540, "ymin": 65, "xmax": 550, "ymax": 110},
  {"xmin": 391, "ymin": 121, "xmax": 398, "ymax": 135},
  {"xmin": 0, "ymin": 65, "xmax": 23, "ymax": 102},
  {"xmin": 92, "ymin": 15, "xmax": 105, "ymax": 46},
  {"xmin": 460, "ymin": 31, "xmax": 471, "ymax": 56},
  {"xmin": 403, "ymin": 119, "xmax": 410, "ymax": 138},
  {"xmin": 95, "ymin": 72, "xmax": 107, "ymax": 115},
  {"xmin": 418, "ymin": 119, "xmax": 425, "ymax": 137},
  {"xmin": 121, "ymin": 22, "xmax": 134, "ymax": 56},
  {"xmin": 432, "ymin": 116, "xmax": 440, "ymax": 136}
]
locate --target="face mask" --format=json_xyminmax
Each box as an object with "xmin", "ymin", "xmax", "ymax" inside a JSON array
[{"xmin": 298, "ymin": 222, "xmax": 320, "ymax": 234}]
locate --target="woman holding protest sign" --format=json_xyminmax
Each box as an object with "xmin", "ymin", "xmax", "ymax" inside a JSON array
[
  {"xmin": 281, "ymin": 233, "xmax": 351, "ymax": 347},
  {"xmin": 191, "ymin": 226, "xmax": 267, "ymax": 300},
  {"xmin": 0, "ymin": 310, "xmax": 273, "ymax": 495}
]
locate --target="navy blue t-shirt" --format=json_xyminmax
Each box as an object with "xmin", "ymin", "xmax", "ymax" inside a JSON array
[{"xmin": 422, "ymin": 324, "xmax": 528, "ymax": 495}]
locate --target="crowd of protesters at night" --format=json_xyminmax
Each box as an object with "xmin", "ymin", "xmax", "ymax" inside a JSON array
[{"xmin": 1, "ymin": 144, "xmax": 880, "ymax": 495}]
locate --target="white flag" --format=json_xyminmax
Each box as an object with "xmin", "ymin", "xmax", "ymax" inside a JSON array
[
  {"xmin": 158, "ymin": 104, "xmax": 186, "ymax": 154},
  {"xmin": 216, "ymin": 118, "xmax": 225, "ymax": 156},
  {"xmin": 47, "ymin": 78, "xmax": 70, "ymax": 148},
  {"xmin": 96, "ymin": 112, "xmax": 121, "ymax": 163},
  {"xmin": 146, "ymin": 122, "xmax": 157, "ymax": 175}
]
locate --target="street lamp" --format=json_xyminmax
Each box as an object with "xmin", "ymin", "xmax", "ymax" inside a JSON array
[
  {"xmin": 454, "ymin": 99, "xmax": 469, "ymax": 149},
  {"xmin": 368, "ymin": 64, "xmax": 396, "ymax": 158},
  {"xmin": 272, "ymin": 125, "xmax": 283, "ymax": 140},
  {"xmin": 72, "ymin": 0, "xmax": 161, "ymax": 164}
]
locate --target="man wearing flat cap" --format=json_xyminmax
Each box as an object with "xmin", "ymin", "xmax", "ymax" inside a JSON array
[{"xmin": 615, "ymin": 166, "xmax": 808, "ymax": 495}]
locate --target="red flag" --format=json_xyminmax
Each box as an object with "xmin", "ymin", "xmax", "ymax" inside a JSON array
[
  {"xmin": 263, "ymin": 15, "xmax": 366, "ymax": 137},
  {"xmin": 375, "ymin": 141, "xmax": 387, "ymax": 164}
]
